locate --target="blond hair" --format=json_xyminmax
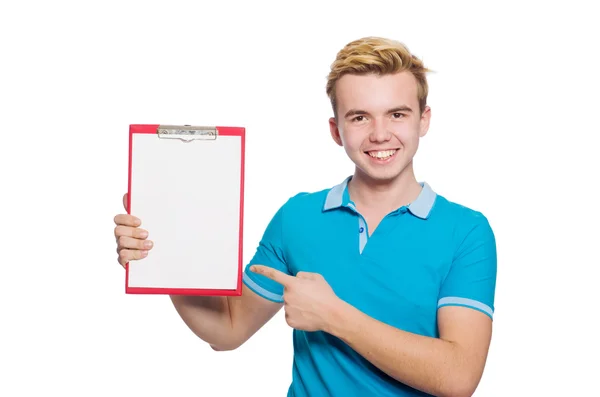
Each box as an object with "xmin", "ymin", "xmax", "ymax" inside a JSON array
[{"xmin": 326, "ymin": 37, "xmax": 432, "ymax": 117}]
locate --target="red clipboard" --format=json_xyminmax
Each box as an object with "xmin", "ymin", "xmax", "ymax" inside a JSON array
[{"xmin": 125, "ymin": 124, "xmax": 245, "ymax": 296}]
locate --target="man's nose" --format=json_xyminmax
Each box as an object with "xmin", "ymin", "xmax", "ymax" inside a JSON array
[{"xmin": 369, "ymin": 120, "xmax": 392, "ymax": 142}]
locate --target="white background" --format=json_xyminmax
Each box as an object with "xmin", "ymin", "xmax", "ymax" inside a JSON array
[{"xmin": 1, "ymin": 1, "xmax": 598, "ymax": 396}]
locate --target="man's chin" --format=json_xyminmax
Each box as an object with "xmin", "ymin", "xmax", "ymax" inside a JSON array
[{"xmin": 353, "ymin": 165, "xmax": 406, "ymax": 184}]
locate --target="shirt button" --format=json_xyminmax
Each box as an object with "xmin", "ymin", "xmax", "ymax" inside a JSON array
[{"xmin": 359, "ymin": 227, "xmax": 364, "ymax": 233}]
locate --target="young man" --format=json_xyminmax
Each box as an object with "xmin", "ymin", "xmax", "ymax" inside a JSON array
[{"xmin": 114, "ymin": 36, "xmax": 497, "ymax": 397}]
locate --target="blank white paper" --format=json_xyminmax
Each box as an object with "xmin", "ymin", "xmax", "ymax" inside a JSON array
[{"xmin": 127, "ymin": 132, "xmax": 242, "ymax": 291}]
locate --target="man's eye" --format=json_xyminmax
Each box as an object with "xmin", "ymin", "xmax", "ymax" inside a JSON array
[
  {"xmin": 353, "ymin": 116, "xmax": 365, "ymax": 122},
  {"xmin": 392, "ymin": 113, "xmax": 404, "ymax": 119}
]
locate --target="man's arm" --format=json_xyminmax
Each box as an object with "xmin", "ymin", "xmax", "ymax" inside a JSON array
[
  {"xmin": 170, "ymin": 283, "xmax": 282, "ymax": 351},
  {"xmin": 172, "ymin": 195, "xmax": 299, "ymax": 350},
  {"xmin": 326, "ymin": 303, "xmax": 492, "ymax": 397},
  {"xmin": 250, "ymin": 265, "xmax": 492, "ymax": 397},
  {"xmin": 250, "ymin": 211, "xmax": 497, "ymax": 397},
  {"xmin": 323, "ymin": 211, "xmax": 495, "ymax": 396},
  {"xmin": 116, "ymin": 190, "xmax": 286, "ymax": 351}
]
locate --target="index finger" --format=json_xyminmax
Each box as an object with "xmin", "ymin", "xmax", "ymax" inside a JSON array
[
  {"xmin": 250, "ymin": 265, "xmax": 294, "ymax": 286},
  {"xmin": 114, "ymin": 214, "xmax": 141, "ymax": 227}
]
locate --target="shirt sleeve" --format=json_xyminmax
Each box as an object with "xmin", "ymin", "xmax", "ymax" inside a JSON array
[
  {"xmin": 242, "ymin": 201, "xmax": 290, "ymax": 303},
  {"xmin": 438, "ymin": 214, "xmax": 497, "ymax": 319}
]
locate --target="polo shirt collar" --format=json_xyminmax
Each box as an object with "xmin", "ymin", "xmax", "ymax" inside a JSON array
[{"xmin": 322, "ymin": 176, "xmax": 436, "ymax": 219}]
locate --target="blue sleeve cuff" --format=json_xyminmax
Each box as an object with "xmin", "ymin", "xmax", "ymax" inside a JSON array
[
  {"xmin": 437, "ymin": 297, "xmax": 494, "ymax": 320},
  {"xmin": 242, "ymin": 271, "xmax": 284, "ymax": 303}
]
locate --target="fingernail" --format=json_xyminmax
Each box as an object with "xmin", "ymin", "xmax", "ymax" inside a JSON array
[
  {"xmin": 135, "ymin": 218, "xmax": 141, "ymax": 226},
  {"xmin": 140, "ymin": 230, "xmax": 148, "ymax": 238},
  {"xmin": 144, "ymin": 241, "xmax": 153, "ymax": 249},
  {"xmin": 141, "ymin": 250, "xmax": 148, "ymax": 257}
]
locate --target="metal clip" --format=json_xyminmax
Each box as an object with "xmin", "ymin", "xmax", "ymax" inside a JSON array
[{"xmin": 157, "ymin": 125, "xmax": 218, "ymax": 142}]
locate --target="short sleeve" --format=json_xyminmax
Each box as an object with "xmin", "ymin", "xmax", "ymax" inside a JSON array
[
  {"xmin": 242, "ymin": 202, "xmax": 290, "ymax": 303},
  {"xmin": 438, "ymin": 214, "xmax": 497, "ymax": 319}
]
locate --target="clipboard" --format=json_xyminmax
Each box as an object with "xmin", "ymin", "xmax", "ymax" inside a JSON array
[{"xmin": 125, "ymin": 124, "xmax": 245, "ymax": 296}]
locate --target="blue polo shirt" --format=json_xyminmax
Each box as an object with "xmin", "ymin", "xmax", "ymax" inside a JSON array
[{"xmin": 242, "ymin": 176, "xmax": 497, "ymax": 397}]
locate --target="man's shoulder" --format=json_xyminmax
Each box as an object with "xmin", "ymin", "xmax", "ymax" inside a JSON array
[
  {"xmin": 280, "ymin": 186, "xmax": 332, "ymax": 213},
  {"xmin": 432, "ymin": 192, "xmax": 493, "ymax": 232},
  {"xmin": 430, "ymin": 193, "xmax": 496, "ymax": 260}
]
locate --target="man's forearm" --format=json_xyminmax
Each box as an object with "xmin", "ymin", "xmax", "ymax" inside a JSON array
[
  {"xmin": 169, "ymin": 295, "xmax": 237, "ymax": 350},
  {"xmin": 326, "ymin": 301, "xmax": 475, "ymax": 397}
]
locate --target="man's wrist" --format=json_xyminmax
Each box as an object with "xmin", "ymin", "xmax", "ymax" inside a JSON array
[{"xmin": 323, "ymin": 297, "xmax": 354, "ymax": 336}]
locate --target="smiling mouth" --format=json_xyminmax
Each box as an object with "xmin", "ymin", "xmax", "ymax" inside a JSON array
[{"xmin": 365, "ymin": 149, "xmax": 397, "ymax": 160}]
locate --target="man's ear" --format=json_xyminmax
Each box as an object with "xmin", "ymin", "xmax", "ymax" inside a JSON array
[
  {"xmin": 329, "ymin": 117, "xmax": 343, "ymax": 146},
  {"xmin": 419, "ymin": 105, "xmax": 432, "ymax": 138}
]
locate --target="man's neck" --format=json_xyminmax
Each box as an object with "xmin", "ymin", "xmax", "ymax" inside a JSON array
[{"xmin": 347, "ymin": 163, "xmax": 422, "ymax": 215}]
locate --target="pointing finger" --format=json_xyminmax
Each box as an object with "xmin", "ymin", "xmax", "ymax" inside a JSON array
[{"xmin": 250, "ymin": 265, "xmax": 295, "ymax": 286}]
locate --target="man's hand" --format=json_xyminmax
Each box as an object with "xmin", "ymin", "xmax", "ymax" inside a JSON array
[
  {"xmin": 250, "ymin": 265, "xmax": 341, "ymax": 332},
  {"xmin": 114, "ymin": 193, "xmax": 153, "ymax": 268}
]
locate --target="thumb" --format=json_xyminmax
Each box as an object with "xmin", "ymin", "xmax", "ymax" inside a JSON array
[
  {"xmin": 123, "ymin": 193, "xmax": 128, "ymax": 212},
  {"xmin": 296, "ymin": 271, "xmax": 318, "ymax": 280}
]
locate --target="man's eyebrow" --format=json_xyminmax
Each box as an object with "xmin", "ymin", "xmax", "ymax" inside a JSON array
[
  {"xmin": 344, "ymin": 106, "xmax": 413, "ymax": 118},
  {"xmin": 344, "ymin": 109, "xmax": 368, "ymax": 118},
  {"xmin": 388, "ymin": 106, "xmax": 413, "ymax": 113}
]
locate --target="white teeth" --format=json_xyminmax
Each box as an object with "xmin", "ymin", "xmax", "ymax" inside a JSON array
[{"xmin": 368, "ymin": 150, "xmax": 396, "ymax": 159}]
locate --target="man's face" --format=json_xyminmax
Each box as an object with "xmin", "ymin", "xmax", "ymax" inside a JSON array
[{"xmin": 329, "ymin": 71, "xmax": 431, "ymax": 183}]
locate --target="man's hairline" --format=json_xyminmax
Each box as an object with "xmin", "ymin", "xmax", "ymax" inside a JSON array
[{"xmin": 329, "ymin": 70, "xmax": 425, "ymax": 120}]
